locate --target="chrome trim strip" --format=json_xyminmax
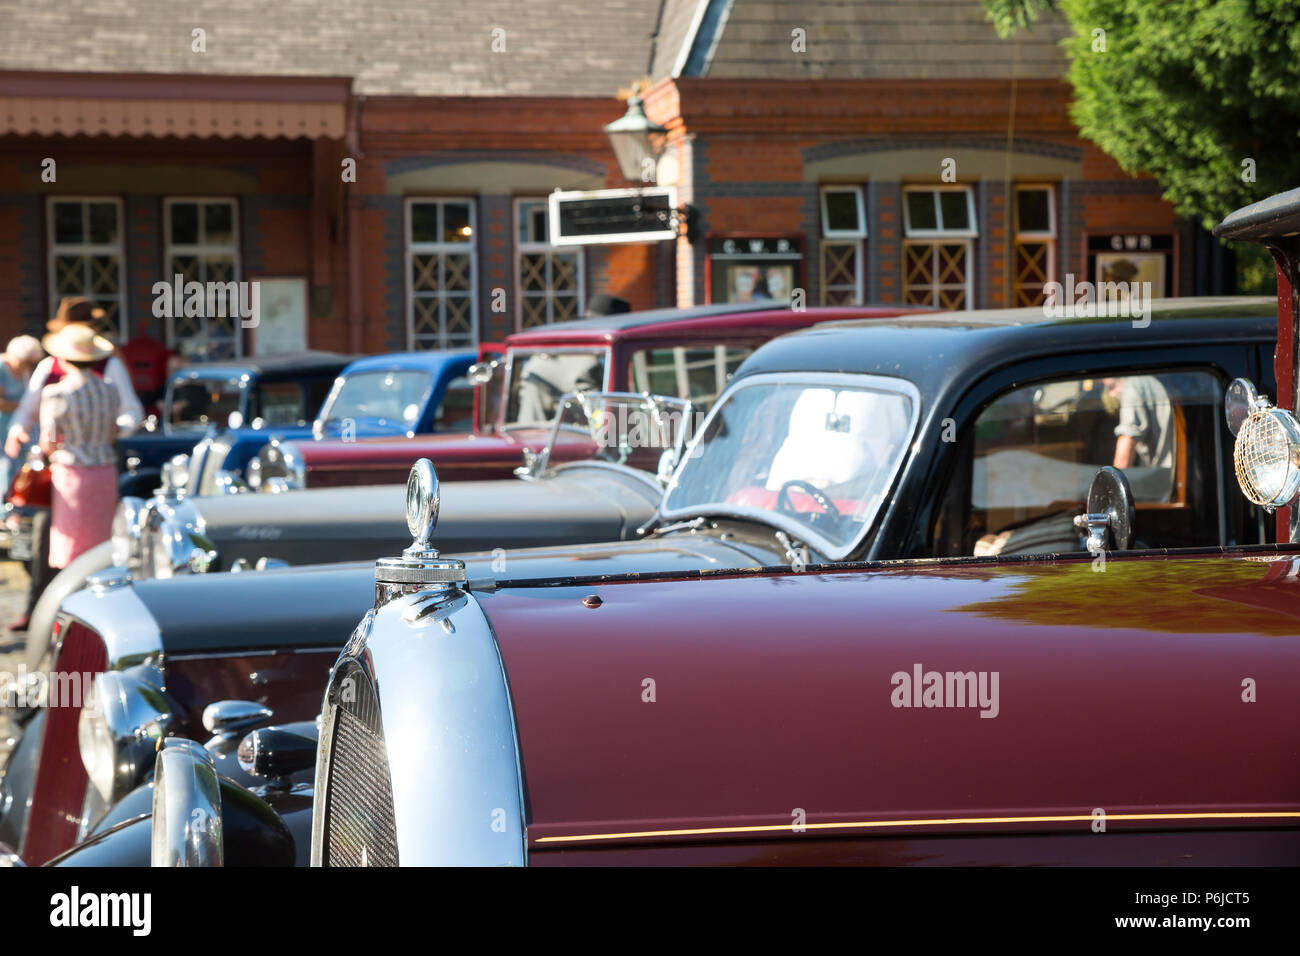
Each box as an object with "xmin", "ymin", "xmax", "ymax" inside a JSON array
[
  {"xmin": 59, "ymin": 577, "xmax": 163, "ymax": 670},
  {"xmin": 167, "ymin": 645, "xmax": 344, "ymax": 662},
  {"xmin": 312, "ymin": 589, "xmax": 527, "ymax": 866},
  {"xmin": 658, "ymin": 370, "xmax": 924, "ymax": 562}
]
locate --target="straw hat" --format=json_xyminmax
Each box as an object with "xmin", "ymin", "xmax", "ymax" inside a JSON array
[
  {"xmin": 42, "ymin": 323, "xmax": 115, "ymax": 363},
  {"xmin": 47, "ymin": 296, "xmax": 106, "ymax": 333}
]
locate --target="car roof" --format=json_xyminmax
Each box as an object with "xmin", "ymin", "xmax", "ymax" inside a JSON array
[
  {"xmin": 735, "ymin": 297, "xmax": 1277, "ymax": 397},
  {"xmin": 504, "ymin": 302, "xmax": 929, "ymax": 346},
  {"xmin": 178, "ymin": 351, "xmax": 358, "ymax": 380},
  {"xmin": 340, "ymin": 350, "xmax": 477, "ymax": 375}
]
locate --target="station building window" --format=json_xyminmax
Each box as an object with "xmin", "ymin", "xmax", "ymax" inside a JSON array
[
  {"xmin": 903, "ymin": 186, "xmax": 976, "ymax": 310},
  {"xmin": 47, "ymin": 197, "xmax": 127, "ymax": 340},
  {"xmin": 406, "ymin": 198, "xmax": 477, "ymax": 349},
  {"xmin": 516, "ymin": 199, "xmax": 583, "ymax": 329},
  {"xmin": 819, "ymin": 185, "xmax": 866, "ymax": 305},
  {"xmin": 164, "ymin": 197, "xmax": 241, "ymax": 358}
]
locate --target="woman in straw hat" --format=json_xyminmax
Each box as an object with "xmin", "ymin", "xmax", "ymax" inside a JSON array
[
  {"xmin": 3, "ymin": 297, "xmax": 142, "ymax": 460},
  {"xmin": 36, "ymin": 324, "xmax": 122, "ymax": 572}
]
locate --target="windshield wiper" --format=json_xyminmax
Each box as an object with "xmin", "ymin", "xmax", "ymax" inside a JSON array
[{"xmin": 637, "ymin": 515, "xmax": 708, "ymax": 537}]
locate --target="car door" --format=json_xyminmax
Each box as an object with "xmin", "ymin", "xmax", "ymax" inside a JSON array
[{"xmin": 926, "ymin": 349, "xmax": 1267, "ymax": 558}]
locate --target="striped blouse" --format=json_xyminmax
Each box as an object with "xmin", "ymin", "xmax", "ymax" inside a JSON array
[{"xmin": 39, "ymin": 371, "xmax": 122, "ymax": 467}]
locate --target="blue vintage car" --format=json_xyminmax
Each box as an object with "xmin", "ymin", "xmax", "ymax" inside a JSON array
[
  {"xmin": 310, "ymin": 349, "xmax": 478, "ymax": 440},
  {"xmin": 181, "ymin": 349, "xmax": 477, "ymax": 497},
  {"xmin": 118, "ymin": 352, "xmax": 356, "ymax": 498}
]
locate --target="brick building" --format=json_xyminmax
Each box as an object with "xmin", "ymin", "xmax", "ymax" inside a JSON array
[{"xmin": 0, "ymin": 1, "xmax": 1231, "ymax": 358}]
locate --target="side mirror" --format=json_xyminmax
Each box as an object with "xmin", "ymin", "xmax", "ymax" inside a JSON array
[
  {"xmin": 1073, "ymin": 465, "xmax": 1135, "ymax": 552},
  {"xmin": 656, "ymin": 448, "xmax": 679, "ymax": 485},
  {"xmin": 468, "ymin": 361, "xmax": 496, "ymax": 385},
  {"xmin": 514, "ymin": 446, "xmax": 542, "ymax": 480}
]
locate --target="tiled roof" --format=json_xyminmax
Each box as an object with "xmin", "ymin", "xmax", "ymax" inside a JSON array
[
  {"xmin": 696, "ymin": 0, "xmax": 1069, "ymax": 79},
  {"xmin": 0, "ymin": 1, "xmax": 663, "ymax": 97},
  {"xmin": 0, "ymin": 1, "xmax": 1070, "ymax": 97}
]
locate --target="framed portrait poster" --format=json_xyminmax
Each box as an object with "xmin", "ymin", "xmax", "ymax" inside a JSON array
[{"xmin": 250, "ymin": 276, "xmax": 308, "ymax": 355}]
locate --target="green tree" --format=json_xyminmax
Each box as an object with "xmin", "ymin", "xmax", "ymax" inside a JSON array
[{"xmin": 984, "ymin": 0, "xmax": 1300, "ymax": 231}]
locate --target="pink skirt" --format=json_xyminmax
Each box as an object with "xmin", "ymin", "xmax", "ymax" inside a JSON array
[{"xmin": 49, "ymin": 463, "xmax": 118, "ymax": 569}]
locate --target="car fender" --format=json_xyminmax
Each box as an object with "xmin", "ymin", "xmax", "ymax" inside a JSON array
[
  {"xmin": 25, "ymin": 540, "xmax": 113, "ymax": 671},
  {"xmin": 49, "ymin": 775, "xmax": 300, "ymax": 867}
]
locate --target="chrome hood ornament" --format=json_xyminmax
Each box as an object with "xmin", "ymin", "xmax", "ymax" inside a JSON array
[{"xmin": 374, "ymin": 459, "xmax": 466, "ymax": 605}]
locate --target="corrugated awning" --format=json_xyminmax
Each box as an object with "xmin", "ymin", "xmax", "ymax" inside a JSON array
[
  {"xmin": 0, "ymin": 72, "xmax": 349, "ymax": 139},
  {"xmin": 0, "ymin": 96, "xmax": 345, "ymax": 138}
]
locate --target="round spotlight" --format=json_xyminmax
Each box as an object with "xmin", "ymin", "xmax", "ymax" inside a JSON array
[{"xmin": 1234, "ymin": 400, "xmax": 1300, "ymax": 507}]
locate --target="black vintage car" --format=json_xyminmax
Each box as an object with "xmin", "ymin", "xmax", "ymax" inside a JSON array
[
  {"xmin": 118, "ymin": 352, "xmax": 354, "ymax": 498},
  {"xmin": 2, "ymin": 296, "xmax": 1281, "ymax": 864}
]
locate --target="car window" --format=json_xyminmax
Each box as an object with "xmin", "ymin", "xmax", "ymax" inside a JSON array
[
  {"xmin": 434, "ymin": 376, "xmax": 475, "ymax": 432},
  {"xmin": 504, "ymin": 350, "xmax": 607, "ymax": 427},
  {"xmin": 932, "ymin": 369, "xmax": 1224, "ymax": 557},
  {"xmin": 664, "ymin": 375, "xmax": 918, "ymax": 560},
  {"xmin": 320, "ymin": 369, "xmax": 433, "ymax": 427},
  {"xmin": 254, "ymin": 381, "xmax": 308, "ymax": 427},
  {"xmin": 168, "ymin": 377, "xmax": 243, "ymax": 429},
  {"xmin": 628, "ymin": 345, "xmax": 752, "ymax": 413}
]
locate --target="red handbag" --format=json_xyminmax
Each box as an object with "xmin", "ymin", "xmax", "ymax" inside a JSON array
[{"xmin": 7, "ymin": 455, "xmax": 52, "ymax": 508}]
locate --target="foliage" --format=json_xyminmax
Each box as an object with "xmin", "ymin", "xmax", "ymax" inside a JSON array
[{"xmin": 985, "ymin": 0, "xmax": 1300, "ymax": 230}]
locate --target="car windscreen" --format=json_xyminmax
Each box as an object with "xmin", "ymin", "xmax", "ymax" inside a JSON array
[
  {"xmin": 546, "ymin": 393, "xmax": 691, "ymax": 476},
  {"xmin": 504, "ymin": 350, "xmax": 607, "ymax": 427},
  {"xmin": 168, "ymin": 376, "xmax": 244, "ymax": 430},
  {"xmin": 319, "ymin": 369, "xmax": 434, "ymax": 427},
  {"xmin": 662, "ymin": 375, "xmax": 918, "ymax": 558}
]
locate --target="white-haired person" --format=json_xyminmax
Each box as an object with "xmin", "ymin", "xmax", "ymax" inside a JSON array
[{"xmin": 0, "ymin": 333, "xmax": 44, "ymax": 490}]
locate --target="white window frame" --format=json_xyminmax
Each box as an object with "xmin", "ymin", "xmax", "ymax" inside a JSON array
[
  {"xmin": 514, "ymin": 197, "xmax": 585, "ymax": 330},
  {"xmin": 46, "ymin": 196, "xmax": 128, "ymax": 340},
  {"xmin": 1014, "ymin": 184, "xmax": 1057, "ymax": 241},
  {"xmin": 820, "ymin": 185, "xmax": 867, "ymax": 239},
  {"xmin": 405, "ymin": 197, "xmax": 479, "ymax": 350},
  {"xmin": 163, "ymin": 196, "xmax": 243, "ymax": 355},
  {"xmin": 902, "ymin": 185, "xmax": 978, "ymax": 239},
  {"xmin": 819, "ymin": 185, "xmax": 867, "ymax": 305}
]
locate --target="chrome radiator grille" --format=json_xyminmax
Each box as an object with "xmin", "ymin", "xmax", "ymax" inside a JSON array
[{"xmin": 323, "ymin": 668, "xmax": 399, "ymax": 867}]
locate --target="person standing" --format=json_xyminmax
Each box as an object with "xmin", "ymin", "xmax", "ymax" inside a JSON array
[
  {"xmin": 0, "ymin": 335, "xmax": 44, "ymax": 491},
  {"xmin": 37, "ymin": 324, "xmax": 121, "ymax": 573},
  {"xmin": 3, "ymin": 297, "xmax": 142, "ymax": 460}
]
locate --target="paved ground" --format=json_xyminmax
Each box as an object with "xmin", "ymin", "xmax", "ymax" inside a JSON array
[{"xmin": 0, "ymin": 560, "xmax": 32, "ymax": 762}]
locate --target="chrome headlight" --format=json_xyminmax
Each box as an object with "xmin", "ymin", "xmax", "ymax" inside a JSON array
[
  {"xmin": 148, "ymin": 498, "xmax": 214, "ymax": 578},
  {"xmin": 253, "ymin": 439, "xmax": 304, "ymax": 492},
  {"xmin": 78, "ymin": 664, "xmax": 178, "ymax": 804},
  {"xmin": 110, "ymin": 496, "xmax": 146, "ymax": 569},
  {"xmin": 158, "ymin": 453, "xmax": 191, "ymax": 497},
  {"xmin": 246, "ymin": 454, "xmax": 264, "ymax": 490},
  {"xmin": 1227, "ymin": 378, "xmax": 1300, "ymax": 508}
]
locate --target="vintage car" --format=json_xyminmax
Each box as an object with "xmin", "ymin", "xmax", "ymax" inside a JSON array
[
  {"xmin": 118, "ymin": 352, "xmax": 356, "ymax": 498},
  {"xmin": 248, "ymin": 302, "xmax": 921, "ymax": 489},
  {"xmin": 1, "ymin": 293, "xmax": 1288, "ymax": 866},
  {"xmin": 139, "ymin": 349, "xmax": 478, "ymax": 500}
]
